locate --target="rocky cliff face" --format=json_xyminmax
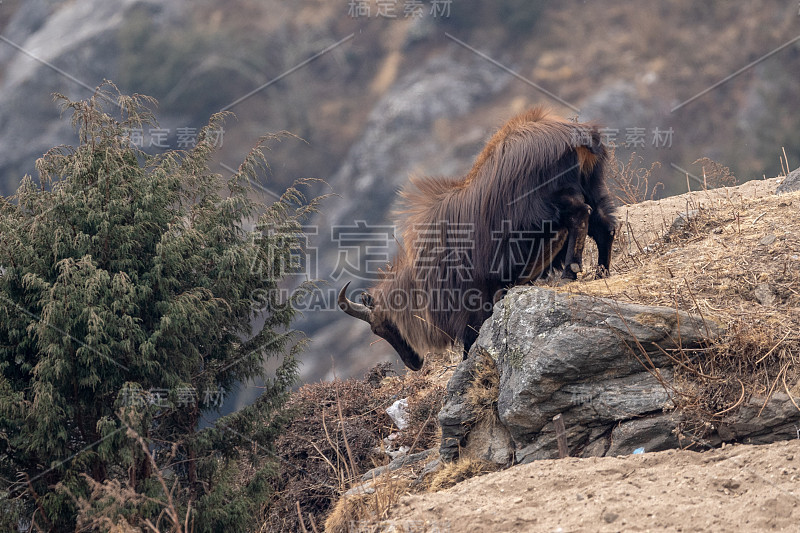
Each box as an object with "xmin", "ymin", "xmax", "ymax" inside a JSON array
[
  {"xmin": 439, "ymin": 286, "xmax": 800, "ymax": 465},
  {"xmin": 439, "ymin": 287, "xmax": 717, "ymax": 464}
]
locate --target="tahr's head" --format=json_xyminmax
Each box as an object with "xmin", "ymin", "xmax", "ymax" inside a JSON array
[{"xmin": 337, "ymin": 282, "xmax": 424, "ymax": 371}]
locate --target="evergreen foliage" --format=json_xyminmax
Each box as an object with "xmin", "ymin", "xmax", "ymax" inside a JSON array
[{"xmin": 0, "ymin": 83, "xmax": 319, "ymax": 531}]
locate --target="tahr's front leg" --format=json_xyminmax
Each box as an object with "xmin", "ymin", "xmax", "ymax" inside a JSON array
[{"xmin": 560, "ymin": 195, "xmax": 591, "ymax": 281}]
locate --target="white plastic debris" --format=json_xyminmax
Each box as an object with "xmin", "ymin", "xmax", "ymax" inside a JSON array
[
  {"xmin": 386, "ymin": 398, "xmax": 409, "ymax": 430},
  {"xmin": 387, "ymin": 445, "xmax": 410, "ymax": 460}
]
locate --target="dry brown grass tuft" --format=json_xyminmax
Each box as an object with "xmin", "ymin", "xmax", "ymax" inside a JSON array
[
  {"xmin": 427, "ymin": 458, "xmax": 499, "ymax": 492},
  {"xmin": 693, "ymin": 157, "xmax": 738, "ymax": 189},
  {"xmin": 607, "ymin": 151, "xmax": 663, "ymax": 206},
  {"xmin": 560, "ymin": 179, "xmax": 800, "ymax": 438},
  {"xmin": 324, "ymin": 477, "xmax": 411, "ymax": 533},
  {"xmin": 465, "ymin": 349, "xmax": 501, "ymax": 425},
  {"xmin": 422, "ymin": 346, "xmax": 463, "ymax": 371}
]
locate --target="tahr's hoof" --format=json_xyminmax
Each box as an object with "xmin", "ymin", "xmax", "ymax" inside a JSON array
[{"xmin": 560, "ymin": 266, "xmax": 578, "ymax": 283}]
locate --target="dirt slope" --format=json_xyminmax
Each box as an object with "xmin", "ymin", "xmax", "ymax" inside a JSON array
[{"xmin": 389, "ymin": 439, "xmax": 800, "ymax": 532}]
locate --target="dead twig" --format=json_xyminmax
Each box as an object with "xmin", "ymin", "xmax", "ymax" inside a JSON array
[
  {"xmin": 713, "ymin": 379, "xmax": 746, "ymax": 416},
  {"xmin": 782, "ymin": 370, "xmax": 800, "ymax": 414},
  {"xmin": 759, "ymin": 363, "xmax": 789, "ymax": 417},
  {"xmin": 296, "ymin": 501, "xmax": 309, "ymax": 533},
  {"xmin": 755, "ymin": 330, "xmax": 792, "ymax": 364}
]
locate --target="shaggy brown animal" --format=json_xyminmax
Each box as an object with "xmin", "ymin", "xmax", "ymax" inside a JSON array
[{"xmin": 339, "ymin": 106, "xmax": 616, "ymax": 370}]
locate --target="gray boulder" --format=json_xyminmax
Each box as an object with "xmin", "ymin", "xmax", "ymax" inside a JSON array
[
  {"xmin": 776, "ymin": 167, "xmax": 800, "ymax": 195},
  {"xmin": 360, "ymin": 448, "xmax": 438, "ymax": 482},
  {"xmin": 441, "ymin": 286, "xmax": 721, "ymax": 464},
  {"xmin": 713, "ymin": 393, "xmax": 800, "ymax": 445}
]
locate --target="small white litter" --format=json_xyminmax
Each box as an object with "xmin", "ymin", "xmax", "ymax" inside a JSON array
[{"xmin": 386, "ymin": 398, "xmax": 409, "ymax": 430}]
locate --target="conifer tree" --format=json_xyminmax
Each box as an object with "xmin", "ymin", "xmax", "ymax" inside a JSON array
[{"xmin": 0, "ymin": 83, "xmax": 318, "ymax": 531}]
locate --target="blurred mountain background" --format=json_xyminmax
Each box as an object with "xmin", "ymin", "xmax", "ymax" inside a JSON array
[{"xmin": 1, "ymin": 0, "xmax": 798, "ymax": 410}]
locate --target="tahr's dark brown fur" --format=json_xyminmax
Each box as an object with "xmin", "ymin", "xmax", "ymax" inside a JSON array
[{"xmin": 340, "ymin": 106, "xmax": 616, "ymax": 370}]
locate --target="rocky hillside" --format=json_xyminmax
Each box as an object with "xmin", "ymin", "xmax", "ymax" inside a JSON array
[{"xmin": 1, "ymin": 1, "xmax": 799, "ymax": 385}]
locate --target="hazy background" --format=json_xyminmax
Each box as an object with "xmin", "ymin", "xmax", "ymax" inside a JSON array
[{"xmin": 1, "ymin": 0, "xmax": 798, "ymax": 410}]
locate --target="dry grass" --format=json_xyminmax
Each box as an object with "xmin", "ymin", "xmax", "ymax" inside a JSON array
[
  {"xmin": 427, "ymin": 458, "xmax": 499, "ymax": 492},
  {"xmin": 464, "ymin": 349, "xmax": 501, "ymax": 425},
  {"xmin": 311, "ymin": 360, "xmax": 464, "ymax": 530},
  {"xmin": 559, "ymin": 179, "xmax": 800, "ymax": 436},
  {"xmin": 692, "ymin": 157, "xmax": 738, "ymax": 190},
  {"xmin": 423, "ymin": 346, "xmax": 464, "ymax": 372},
  {"xmin": 324, "ymin": 477, "xmax": 412, "ymax": 533},
  {"xmin": 260, "ymin": 363, "xmax": 444, "ymax": 532},
  {"xmin": 606, "ymin": 151, "xmax": 663, "ymax": 205}
]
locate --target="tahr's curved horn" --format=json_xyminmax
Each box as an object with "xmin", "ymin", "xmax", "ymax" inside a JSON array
[{"xmin": 338, "ymin": 282, "xmax": 373, "ymax": 323}]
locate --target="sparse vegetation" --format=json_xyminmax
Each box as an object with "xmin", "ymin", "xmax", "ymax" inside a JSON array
[
  {"xmin": 323, "ymin": 477, "xmax": 411, "ymax": 533},
  {"xmin": 565, "ymin": 175, "xmax": 800, "ymax": 442},
  {"xmin": 606, "ymin": 151, "xmax": 663, "ymax": 205},
  {"xmin": 261, "ymin": 363, "xmax": 444, "ymax": 532}
]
